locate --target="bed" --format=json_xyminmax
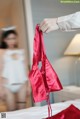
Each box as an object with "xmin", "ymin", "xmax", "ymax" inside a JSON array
[
  {"xmin": 54, "ymin": 85, "xmax": 80, "ymax": 102},
  {"xmin": 1, "ymin": 99, "xmax": 80, "ymax": 119}
]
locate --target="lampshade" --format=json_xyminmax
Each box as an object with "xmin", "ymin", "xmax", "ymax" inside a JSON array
[{"xmin": 64, "ymin": 34, "xmax": 80, "ymax": 56}]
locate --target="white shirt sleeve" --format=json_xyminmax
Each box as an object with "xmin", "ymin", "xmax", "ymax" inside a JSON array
[{"xmin": 57, "ymin": 11, "xmax": 80, "ymax": 31}]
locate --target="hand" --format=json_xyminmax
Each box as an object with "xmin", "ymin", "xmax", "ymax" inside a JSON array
[
  {"xmin": 0, "ymin": 86, "xmax": 6, "ymax": 98},
  {"xmin": 26, "ymin": 87, "xmax": 31, "ymax": 96},
  {"xmin": 39, "ymin": 18, "xmax": 59, "ymax": 33},
  {"xmin": 0, "ymin": 76, "xmax": 8, "ymax": 85},
  {"xmin": 26, "ymin": 81, "xmax": 31, "ymax": 96}
]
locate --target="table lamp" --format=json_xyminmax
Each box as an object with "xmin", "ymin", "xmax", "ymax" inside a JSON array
[{"xmin": 64, "ymin": 34, "xmax": 80, "ymax": 56}]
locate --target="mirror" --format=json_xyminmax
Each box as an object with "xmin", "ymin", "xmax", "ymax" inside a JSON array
[{"xmin": 0, "ymin": 0, "xmax": 32, "ymax": 112}]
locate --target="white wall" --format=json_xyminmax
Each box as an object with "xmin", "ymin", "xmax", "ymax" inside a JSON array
[{"xmin": 31, "ymin": 0, "xmax": 80, "ymax": 86}]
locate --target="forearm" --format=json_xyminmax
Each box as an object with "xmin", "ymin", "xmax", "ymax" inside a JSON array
[{"xmin": 57, "ymin": 11, "xmax": 80, "ymax": 31}]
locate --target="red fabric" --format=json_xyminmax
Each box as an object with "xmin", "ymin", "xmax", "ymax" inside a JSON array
[
  {"xmin": 45, "ymin": 105, "xmax": 80, "ymax": 119},
  {"xmin": 29, "ymin": 25, "xmax": 63, "ymax": 103}
]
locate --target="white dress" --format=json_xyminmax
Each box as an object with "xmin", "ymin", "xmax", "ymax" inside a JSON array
[{"xmin": 2, "ymin": 49, "xmax": 28, "ymax": 93}]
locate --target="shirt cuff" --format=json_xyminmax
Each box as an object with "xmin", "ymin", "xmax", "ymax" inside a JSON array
[{"xmin": 57, "ymin": 14, "xmax": 76, "ymax": 32}]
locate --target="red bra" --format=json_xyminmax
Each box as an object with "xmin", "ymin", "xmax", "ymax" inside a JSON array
[
  {"xmin": 29, "ymin": 25, "xmax": 63, "ymax": 118},
  {"xmin": 29, "ymin": 25, "xmax": 80, "ymax": 119},
  {"xmin": 29, "ymin": 25, "xmax": 63, "ymax": 103}
]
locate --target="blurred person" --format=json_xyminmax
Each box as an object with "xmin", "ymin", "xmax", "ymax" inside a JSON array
[{"xmin": 0, "ymin": 29, "xmax": 31, "ymax": 111}]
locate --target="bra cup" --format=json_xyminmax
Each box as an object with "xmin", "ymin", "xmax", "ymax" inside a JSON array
[
  {"xmin": 43, "ymin": 55, "xmax": 62, "ymax": 92},
  {"xmin": 29, "ymin": 67, "xmax": 47, "ymax": 102}
]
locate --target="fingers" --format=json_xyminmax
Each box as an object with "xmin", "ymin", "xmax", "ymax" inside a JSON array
[
  {"xmin": 40, "ymin": 19, "xmax": 50, "ymax": 33},
  {"xmin": 39, "ymin": 18, "xmax": 58, "ymax": 33}
]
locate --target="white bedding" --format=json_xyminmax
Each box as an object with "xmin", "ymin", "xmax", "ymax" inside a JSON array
[{"xmin": 1, "ymin": 99, "xmax": 80, "ymax": 119}]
